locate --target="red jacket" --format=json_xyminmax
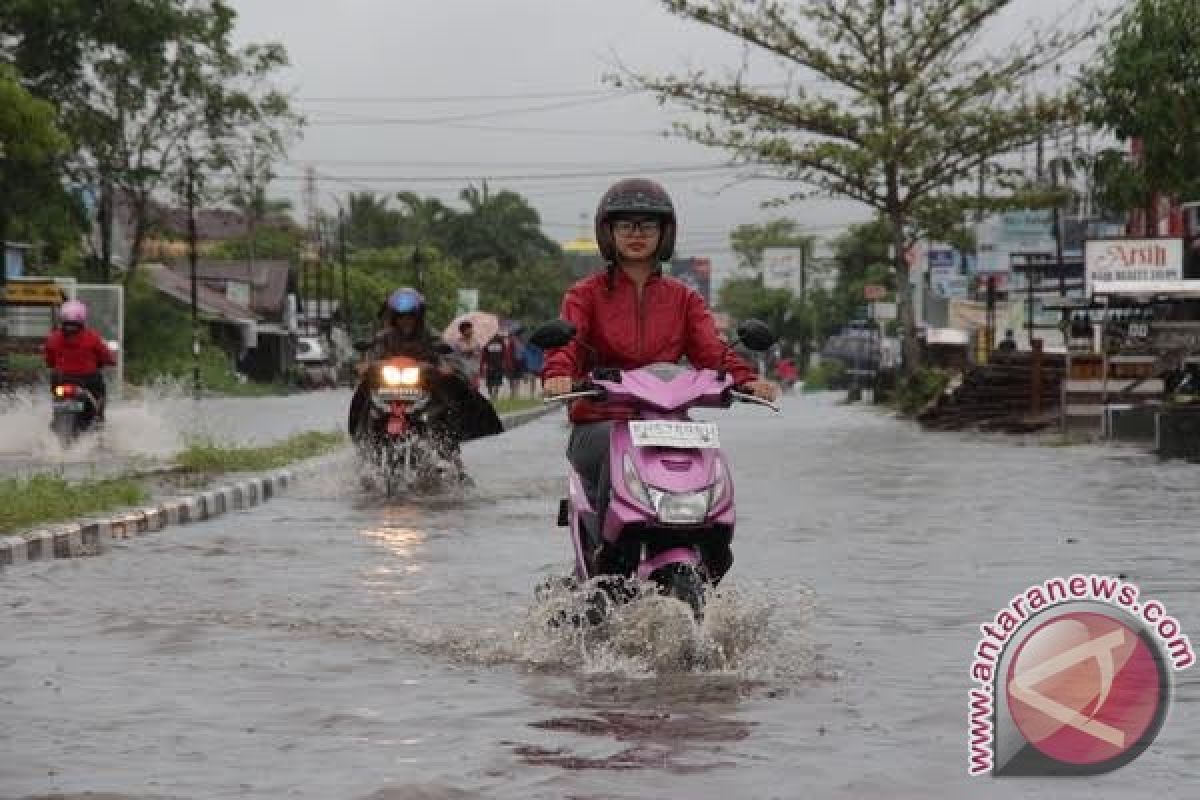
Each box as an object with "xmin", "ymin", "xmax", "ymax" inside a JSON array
[
  {"xmin": 543, "ymin": 269, "xmax": 757, "ymax": 423},
  {"xmin": 44, "ymin": 328, "xmax": 115, "ymax": 376}
]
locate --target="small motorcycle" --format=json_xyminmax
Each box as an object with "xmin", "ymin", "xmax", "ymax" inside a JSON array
[
  {"xmin": 350, "ymin": 352, "xmax": 460, "ymax": 495},
  {"xmin": 532, "ymin": 319, "xmax": 779, "ymax": 617},
  {"xmin": 49, "ymin": 378, "xmax": 102, "ymax": 445}
]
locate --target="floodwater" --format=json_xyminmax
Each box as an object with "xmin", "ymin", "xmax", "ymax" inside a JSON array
[
  {"xmin": 1, "ymin": 394, "xmax": 1198, "ymax": 799},
  {"xmin": 0, "ymin": 386, "xmax": 351, "ymax": 478}
]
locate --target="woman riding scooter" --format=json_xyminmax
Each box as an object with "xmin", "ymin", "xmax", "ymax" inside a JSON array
[
  {"xmin": 43, "ymin": 300, "xmax": 115, "ymax": 422},
  {"xmin": 541, "ymin": 179, "xmax": 777, "ymax": 580}
]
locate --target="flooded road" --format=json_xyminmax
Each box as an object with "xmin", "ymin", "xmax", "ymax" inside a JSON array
[
  {"xmin": 1, "ymin": 394, "xmax": 1198, "ymax": 799},
  {"xmin": 0, "ymin": 388, "xmax": 351, "ymax": 478}
]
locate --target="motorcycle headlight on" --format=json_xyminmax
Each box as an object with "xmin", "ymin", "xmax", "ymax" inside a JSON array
[
  {"xmin": 381, "ymin": 365, "xmax": 421, "ymax": 387},
  {"xmin": 622, "ymin": 454, "xmax": 715, "ymax": 526}
]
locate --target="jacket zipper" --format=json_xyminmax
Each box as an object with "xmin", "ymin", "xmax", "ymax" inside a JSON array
[{"xmin": 635, "ymin": 282, "xmax": 645, "ymax": 359}]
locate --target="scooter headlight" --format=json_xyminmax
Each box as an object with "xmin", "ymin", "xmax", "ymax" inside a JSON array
[
  {"xmin": 709, "ymin": 457, "xmax": 728, "ymax": 507},
  {"xmin": 623, "ymin": 454, "xmax": 712, "ymax": 525},
  {"xmin": 623, "ymin": 453, "xmax": 653, "ymax": 508},
  {"xmin": 381, "ymin": 365, "xmax": 421, "ymax": 386},
  {"xmin": 654, "ymin": 490, "xmax": 710, "ymax": 525}
]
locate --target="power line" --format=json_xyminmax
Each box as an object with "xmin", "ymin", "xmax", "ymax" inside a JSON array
[
  {"xmin": 304, "ymin": 93, "xmax": 635, "ymax": 127},
  {"xmin": 294, "ymin": 80, "xmax": 832, "ymax": 106},
  {"xmin": 271, "ymin": 164, "xmax": 745, "ymax": 184},
  {"xmin": 298, "ymin": 89, "xmax": 620, "ymax": 104},
  {"xmin": 282, "ymin": 158, "xmax": 729, "ymax": 169}
]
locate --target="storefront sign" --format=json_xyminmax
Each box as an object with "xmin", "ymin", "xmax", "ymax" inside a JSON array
[{"xmin": 1086, "ymin": 238, "xmax": 1183, "ymax": 294}]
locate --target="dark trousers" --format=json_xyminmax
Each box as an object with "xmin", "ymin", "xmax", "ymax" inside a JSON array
[{"xmin": 567, "ymin": 422, "xmax": 613, "ymax": 545}]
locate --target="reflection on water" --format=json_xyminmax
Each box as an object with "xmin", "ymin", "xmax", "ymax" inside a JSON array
[{"xmin": 361, "ymin": 523, "xmax": 427, "ymax": 561}]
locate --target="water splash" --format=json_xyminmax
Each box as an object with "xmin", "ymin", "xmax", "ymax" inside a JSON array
[
  {"xmin": 388, "ymin": 576, "xmax": 822, "ymax": 685},
  {"xmin": 0, "ymin": 382, "xmax": 187, "ymax": 467}
]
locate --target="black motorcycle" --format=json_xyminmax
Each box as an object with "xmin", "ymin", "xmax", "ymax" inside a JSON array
[{"xmin": 50, "ymin": 378, "xmax": 101, "ymax": 444}]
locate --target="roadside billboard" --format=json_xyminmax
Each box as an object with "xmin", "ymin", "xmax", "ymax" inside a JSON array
[
  {"xmin": 1085, "ymin": 238, "xmax": 1184, "ymax": 294},
  {"xmin": 761, "ymin": 247, "xmax": 806, "ymax": 295}
]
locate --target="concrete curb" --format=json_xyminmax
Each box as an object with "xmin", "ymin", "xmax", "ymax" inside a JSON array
[
  {"xmin": 0, "ymin": 470, "xmax": 296, "ymax": 569},
  {"xmin": 0, "ymin": 404, "xmax": 557, "ymax": 571}
]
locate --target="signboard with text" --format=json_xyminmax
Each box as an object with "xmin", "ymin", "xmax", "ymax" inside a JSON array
[{"xmin": 1085, "ymin": 238, "xmax": 1184, "ymax": 295}]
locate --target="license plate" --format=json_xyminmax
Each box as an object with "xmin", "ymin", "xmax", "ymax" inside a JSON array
[
  {"xmin": 53, "ymin": 401, "xmax": 85, "ymax": 412},
  {"xmin": 629, "ymin": 420, "xmax": 720, "ymax": 449}
]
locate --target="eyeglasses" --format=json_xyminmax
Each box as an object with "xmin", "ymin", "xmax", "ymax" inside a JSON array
[{"xmin": 611, "ymin": 219, "xmax": 661, "ymax": 236}]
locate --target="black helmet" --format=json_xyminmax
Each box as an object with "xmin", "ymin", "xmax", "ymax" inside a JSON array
[{"xmin": 595, "ymin": 178, "xmax": 676, "ymax": 263}]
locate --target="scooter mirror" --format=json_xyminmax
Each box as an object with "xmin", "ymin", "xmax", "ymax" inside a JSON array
[
  {"xmin": 737, "ymin": 320, "xmax": 777, "ymax": 352},
  {"xmin": 530, "ymin": 320, "xmax": 577, "ymax": 349}
]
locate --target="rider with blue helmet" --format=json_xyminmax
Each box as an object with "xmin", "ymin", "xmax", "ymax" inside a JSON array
[
  {"xmin": 348, "ymin": 287, "xmax": 504, "ymax": 473},
  {"xmin": 368, "ymin": 287, "xmax": 442, "ymax": 362}
]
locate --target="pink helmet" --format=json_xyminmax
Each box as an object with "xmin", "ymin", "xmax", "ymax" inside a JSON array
[{"xmin": 60, "ymin": 300, "xmax": 88, "ymax": 324}]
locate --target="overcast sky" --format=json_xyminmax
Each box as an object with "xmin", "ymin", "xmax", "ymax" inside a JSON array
[{"xmin": 227, "ymin": 0, "xmax": 1114, "ymax": 281}]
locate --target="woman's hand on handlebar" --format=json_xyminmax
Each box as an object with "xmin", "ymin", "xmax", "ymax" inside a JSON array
[
  {"xmin": 742, "ymin": 379, "xmax": 780, "ymax": 403},
  {"xmin": 543, "ymin": 376, "xmax": 574, "ymax": 398}
]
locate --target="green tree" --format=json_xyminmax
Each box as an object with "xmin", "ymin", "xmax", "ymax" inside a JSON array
[
  {"xmin": 393, "ymin": 191, "xmax": 450, "ymax": 249},
  {"xmin": 1085, "ymin": 0, "xmax": 1200, "ymax": 218},
  {"xmin": 2, "ymin": 0, "xmax": 300, "ymax": 283},
  {"xmin": 448, "ymin": 182, "xmax": 560, "ymax": 270},
  {"xmin": 620, "ymin": 0, "xmax": 1098, "ymax": 371},
  {"xmin": 348, "ymin": 246, "xmax": 462, "ymax": 329},
  {"xmin": 0, "ymin": 65, "xmax": 72, "ymax": 255},
  {"xmin": 729, "ymin": 218, "xmax": 811, "ymax": 272},
  {"xmin": 342, "ymin": 191, "xmax": 403, "ymax": 249}
]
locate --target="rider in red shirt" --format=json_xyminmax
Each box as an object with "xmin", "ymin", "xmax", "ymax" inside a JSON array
[
  {"xmin": 43, "ymin": 300, "xmax": 115, "ymax": 416},
  {"xmin": 542, "ymin": 178, "xmax": 777, "ymax": 529}
]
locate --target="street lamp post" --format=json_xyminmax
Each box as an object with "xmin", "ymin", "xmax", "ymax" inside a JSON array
[{"xmin": 186, "ymin": 154, "xmax": 201, "ymax": 399}]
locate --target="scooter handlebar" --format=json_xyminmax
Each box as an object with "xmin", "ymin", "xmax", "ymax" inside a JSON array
[
  {"xmin": 542, "ymin": 384, "xmax": 606, "ymax": 404},
  {"xmin": 729, "ymin": 389, "xmax": 781, "ymax": 413}
]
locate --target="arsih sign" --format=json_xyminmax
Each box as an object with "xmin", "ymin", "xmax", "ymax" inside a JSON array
[{"xmin": 1086, "ymin": 238, "xmax": 1184, "ymax": 293}]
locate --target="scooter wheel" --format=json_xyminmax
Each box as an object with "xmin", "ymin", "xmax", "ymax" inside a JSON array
[{"xmin": 654, "ymin": 563, "xmax": 708, "ymax": 619}]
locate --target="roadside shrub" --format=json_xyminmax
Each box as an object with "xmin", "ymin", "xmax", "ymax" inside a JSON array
[
  {"xmin": 802, "ymin": 360, "xmax": 846, "ymax": 391},
  {"xmin": 891, "ymin": 367, "xmax": 952, "ymax": 415}
]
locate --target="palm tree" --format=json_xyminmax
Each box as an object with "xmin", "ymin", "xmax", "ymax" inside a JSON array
[
  {"xmin": 450, "ymin": 182, "xmax": 558, "ymax": 270},
  {"xmin": 395, "ymin": 191, "xmax": 452, "ymax": 249},
  {"xmin": 343, "ymin": 191, "xmax": 404, "ymax": 249}
]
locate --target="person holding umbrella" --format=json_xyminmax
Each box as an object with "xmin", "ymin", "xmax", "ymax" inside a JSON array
[{"xmin": 454, "ymin": 320, "xmax": 483, "ymax": 390}]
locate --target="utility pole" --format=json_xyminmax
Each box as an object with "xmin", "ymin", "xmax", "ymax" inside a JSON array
[
  {"xmin": 976, "ymin": 161, "xmax": 986, "ymax": 223},
  {"xmin": 303, "ymin": 166, "xmax": 319, "ymax": 338},
  {"xmin": 338, "ymin": 206, "xmax": 349, "ymax": 336},
  {"xmin": 186, "ymin": 154, "xmax": 200, "ymax": 398}
]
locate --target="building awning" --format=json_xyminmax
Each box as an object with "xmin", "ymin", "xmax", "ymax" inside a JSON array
[
  {"xmin": 1091, "ymin": 280, "xmax": 1200, "ymax": 299},
  {"xmin": 923, "ymin": 327, "xmax": 970, "ymax": 346}
]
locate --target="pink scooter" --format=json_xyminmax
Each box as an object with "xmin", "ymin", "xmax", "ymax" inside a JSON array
[{"xmin": 532, "ymin": 319, "xmax": 779, "ymax": 616}]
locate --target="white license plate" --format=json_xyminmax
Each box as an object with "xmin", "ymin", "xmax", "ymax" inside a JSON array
[
  {"xmin": 53, "ymin": 401, "xmax": 85, "ymax": 412},
  {"xmin": 629, "ymin": 420, "xmax": 720, "ymax": 449}
]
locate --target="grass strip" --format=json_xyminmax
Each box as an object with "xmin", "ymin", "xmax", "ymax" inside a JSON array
[
  {"xmin": 0, "ymin": 475, "xmax": 147, "ymax": 535},
  {"xmin": 178, "ymin": 430, "xmax": 346, "ymax": 474}
]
